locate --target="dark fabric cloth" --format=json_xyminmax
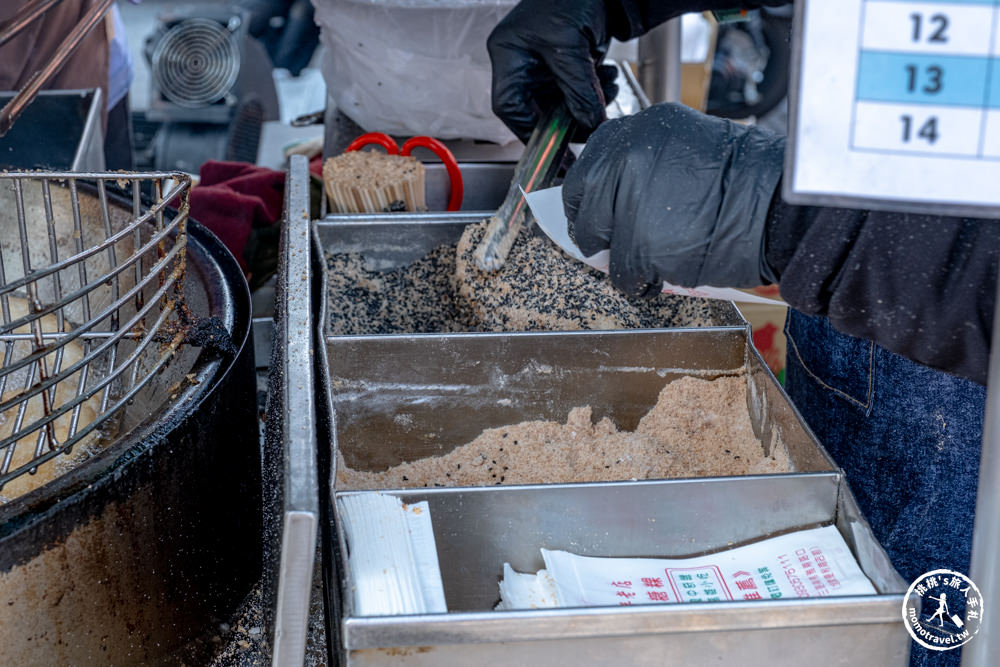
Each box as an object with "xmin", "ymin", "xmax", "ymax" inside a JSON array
[
  {"xmin": 189, "ymin": 161, "xmax": 285, "ymax": 274},
  {"xmin": 785, "ymin": 310, "xmax": 985, "ymax": 667},
  {"xmin": 0, "ymin": 0, "xmax": 110, "ymax": 134},
  {"xmin": 765, "ymin": 195, "xmax": 998, "ymax": 386}
]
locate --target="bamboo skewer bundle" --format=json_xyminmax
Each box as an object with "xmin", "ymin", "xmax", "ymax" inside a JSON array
[{"xmin": 323, "ymin": 151, "xmax": 427, "ymax": 213}]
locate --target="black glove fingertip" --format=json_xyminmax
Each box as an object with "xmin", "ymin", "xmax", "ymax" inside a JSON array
[
  {"xmin": 633, "ymin": 282, "xmax": 661, "ymax": 300},
  {"xmin": 596, "ymin": 64, "xmax": 620, "ymax": 104},
  {"xmin": 563, "ymin": 188, "xmax": 583, "ymax": 247},
  {"xmin": 614, "ymin": 276, "xmax": 659, "ymax": 301}
]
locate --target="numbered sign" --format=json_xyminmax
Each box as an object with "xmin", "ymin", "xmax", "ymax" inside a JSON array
[{"xmin": 786, "ymin": 0, "xmax": 1000, "ymax": 217}]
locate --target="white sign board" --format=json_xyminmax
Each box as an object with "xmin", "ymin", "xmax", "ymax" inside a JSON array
[{"xmin": 786, "ymin": 0, "xmax": 1000, "ymax": 217}]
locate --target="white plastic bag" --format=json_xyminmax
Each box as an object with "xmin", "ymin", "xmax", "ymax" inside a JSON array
[
  {"xmin": 313, "ymin": 0, "xmax": 519, "ymax": 144},
  {"xmin": 499, "ymin": 525, "xmax": 877, "ymax": 610}
]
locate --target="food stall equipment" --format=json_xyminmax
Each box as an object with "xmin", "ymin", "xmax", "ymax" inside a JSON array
[
  {"xmin": 638, "ymin": 17, "xmax": 683, "ymax": 104},
  {"xmin": 0, "ymin": 171, "xmax": 259, "ymax": 664},
  {"xmin": 264, "ymin": 156, "xmax": 911, "ymax": 665},
  {"xmin": 142, "ymin": 4, "xmax": 280, "ymax": 172},
  {"xmin": 967, "ymin": 277, "xmax": 1000, "ymax": 664},
  {"xmin": 262, "ymin": 156, "xmax": 321, "ymax": 667},
  {"xmin": 0, "ymin": 89, "xmax": 104, "ymax": 171},
  {"xmin": 0, "ymin": 0, "xmax": 113, "ymax": 137}
]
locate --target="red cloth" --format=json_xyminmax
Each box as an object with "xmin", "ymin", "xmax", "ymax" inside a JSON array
[
  {"xmin": 309, "ymin": 154, "xmax": 324, "ymax": 177},
  {"xmin": 189, "ymin": 161, "xmax": 286, "ymax": 272}
]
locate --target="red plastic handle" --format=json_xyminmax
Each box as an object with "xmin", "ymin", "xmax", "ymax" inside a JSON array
[
  {"xmin": 401, "ymin": 136, "xmax": 464, "ymax": 211},
  {"xmin": 345, "ymin": 132, "xmax": 399, "ymax": 154}
]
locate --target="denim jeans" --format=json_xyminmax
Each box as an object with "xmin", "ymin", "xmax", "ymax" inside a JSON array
[{"xmin": 784, "ymin": 310, "xmax": 986, "ymax": 667}]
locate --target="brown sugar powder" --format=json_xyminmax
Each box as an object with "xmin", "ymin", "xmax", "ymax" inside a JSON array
[{"xmin": 336, "ymin": 375, "xmax": 791, "ymax": 490}]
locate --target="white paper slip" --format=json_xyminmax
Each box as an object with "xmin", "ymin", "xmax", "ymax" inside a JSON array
[
  {"xmin": 523, "ymin": 186, "xmax": 786, "ymax": 306},
  {"xmin": 498, "ymin": 525, "xmax": 875, "ymax": 610},
  {"xmin": 337, "ymin": 492, "xmax": 447, "ymax": 616}
]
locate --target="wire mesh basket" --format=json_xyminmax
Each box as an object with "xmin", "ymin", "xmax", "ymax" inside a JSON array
[{"xmin": 0, "ymin": 171, "xmax": 191, "ymax": 502}]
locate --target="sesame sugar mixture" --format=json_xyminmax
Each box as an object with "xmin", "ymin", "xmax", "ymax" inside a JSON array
[{"xmin": 325, "ymin": 221, "xmax": 736, "ymax": 335}]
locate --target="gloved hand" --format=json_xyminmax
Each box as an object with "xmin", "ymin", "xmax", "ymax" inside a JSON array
[
  {"xmin": 488, "ymin": 1, "xmax": 791, "ymax": 142},
  {"xmin": 487, "ymin": 0, "xmax": 622, "ymax": 142},
  {"xmin": 564, "ymin": 103, "xmax": 785, "ymax": 297}
]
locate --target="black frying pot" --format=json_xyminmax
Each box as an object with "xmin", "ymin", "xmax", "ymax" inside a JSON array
[{"xmin": 0, "ymin": 202, "xmax": 261, "ymax": 665}]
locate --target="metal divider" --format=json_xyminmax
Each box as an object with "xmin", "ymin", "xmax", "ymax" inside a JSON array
[
  {"xmin": 264, "ymin": 155, "xmax": 318, "ymax": 666},
  {"xmin": 964, "ymin": 281, "xmax": 1000, "ymax": 666}
]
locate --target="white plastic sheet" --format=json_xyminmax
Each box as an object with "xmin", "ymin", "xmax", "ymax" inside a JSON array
[
  {"xmin": 314, "ymin": 0, "xmax": 518, "ymax": 144},
  {"xmin": 499, "ymin": 525, "xmax": 877, "ymax": 610}
]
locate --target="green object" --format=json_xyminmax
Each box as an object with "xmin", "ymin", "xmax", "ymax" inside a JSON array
[{"xmin": 712, "ymin": 8, "xmax": 755, "ymax": 23}]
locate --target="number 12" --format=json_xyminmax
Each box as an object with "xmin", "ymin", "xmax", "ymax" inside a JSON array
[
  {"xmin": 910, "ymin": 13, "xmax": 949, "ymax": 43},
  {"xmin": 901, "ymin": 115, "xmax": 939, "ymax": 144}
]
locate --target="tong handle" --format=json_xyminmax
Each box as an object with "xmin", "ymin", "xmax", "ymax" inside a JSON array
[
  {"xmin": 472, "ymin": 104, "xmax": 575, "ymax": 271},
  {"xmin": 496, "ymin": 104, "xmax": 575, "ymax": 228}
]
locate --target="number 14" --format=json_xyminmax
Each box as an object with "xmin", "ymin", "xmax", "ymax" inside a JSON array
[{"xmin": 901, "ymin": 115, "xmax": 939, "ymax": 144}]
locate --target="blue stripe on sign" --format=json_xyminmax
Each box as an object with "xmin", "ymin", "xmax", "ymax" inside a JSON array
[
  {"xmin": 989, "ymin": 63, "xmax": 1000, "ymax": 107},
  {"xmin": 857, "ymin": 51, "xmax": 990, "ymax": 107}
]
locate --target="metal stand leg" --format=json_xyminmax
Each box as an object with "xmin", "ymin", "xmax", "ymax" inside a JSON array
[
  {"xmin": 962, "ymin": 281, "xmax": 1000, "ymax": 665},
  {"xmin": 637, "ymin": 17, "xmax": 683, "ymax": 104}
]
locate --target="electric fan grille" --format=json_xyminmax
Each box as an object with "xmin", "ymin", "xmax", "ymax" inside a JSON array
[{"xmin": 151, "ymin": 18, "xmax": 241, "ymax": 108}]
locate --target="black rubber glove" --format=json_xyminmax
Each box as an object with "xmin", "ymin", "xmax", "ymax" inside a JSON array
[
  {"xmin": 488, "ymin": 1, "xmax": 790, "ymax": 141},
  {"xmin": 488, "ymin": 0, "xmax": 622, "ymax": 142},
  {"xmin": 564, "ymin": 103, "xmax": 785, "ymax": 297}
]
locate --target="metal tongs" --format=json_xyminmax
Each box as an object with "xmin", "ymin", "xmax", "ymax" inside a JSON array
[
  {"xmin": 473, "ymin": 103, "xmax": 575, "ymax": 271},
  {"xmin": 0, "ymin": 0, "xmax": 114, "ymax": 137}
]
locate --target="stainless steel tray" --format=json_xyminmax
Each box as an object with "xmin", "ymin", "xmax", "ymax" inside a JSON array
[
  {"xmin": 319, "ymin": 329, "xmax": 907, "ymax": 665},
  {"xmin": 331, "ymin": 477, "xmax": 908, "ymax": 666},
  {"xmin": 315, "ymin": 214, "xmax": 747, "ymax": 332},
  {"xmin": 267, "ymin": 159, "xmax": 909, "ymax": 666},
  {"xmin": 325, "ymin": 329, "xmax": 831, "ymax": 475}
]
